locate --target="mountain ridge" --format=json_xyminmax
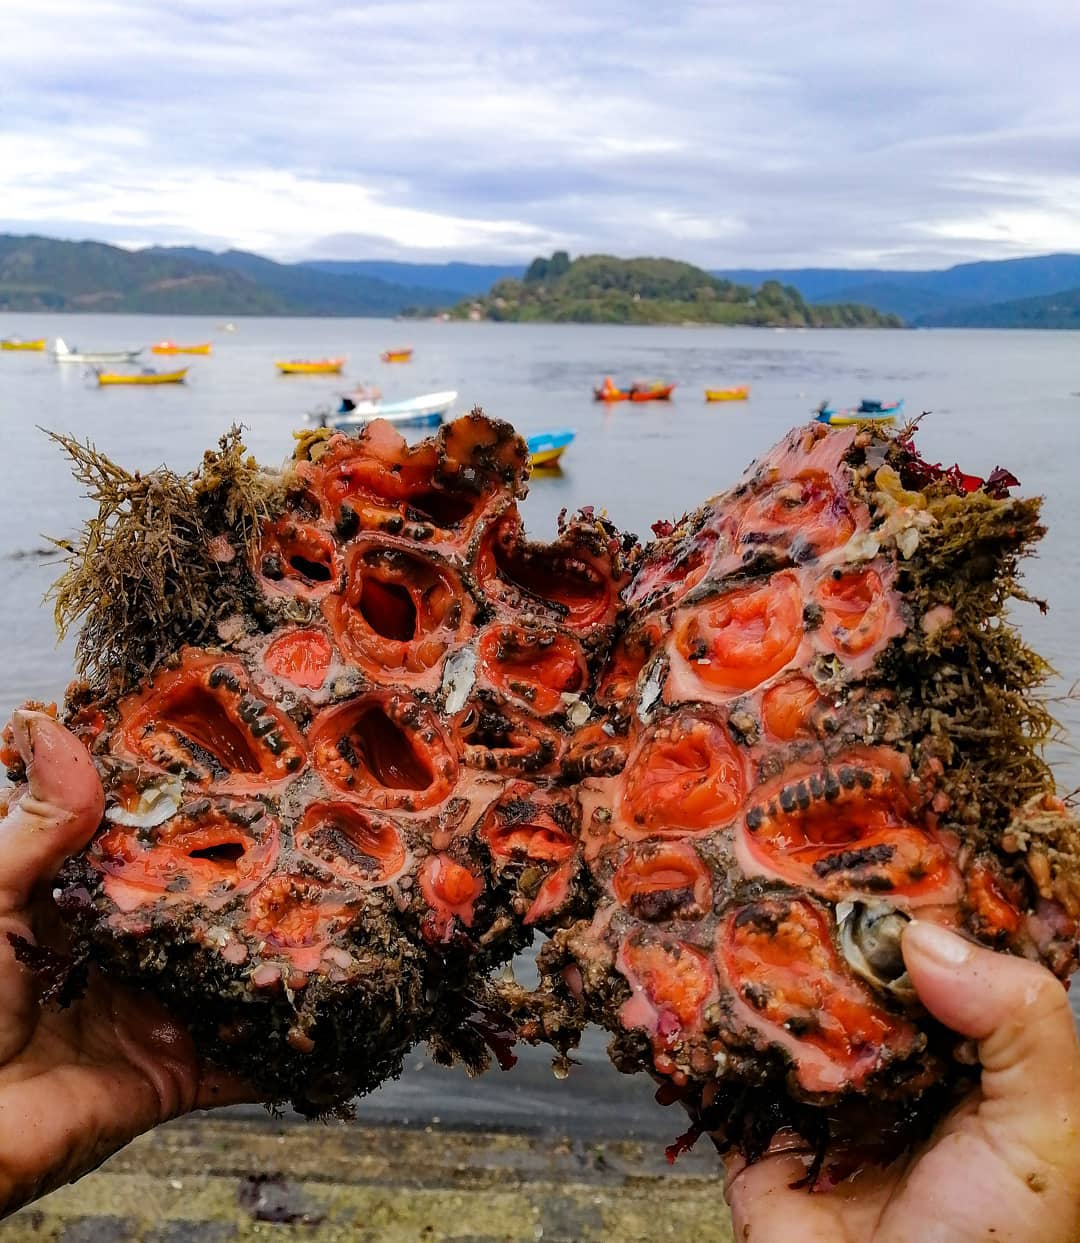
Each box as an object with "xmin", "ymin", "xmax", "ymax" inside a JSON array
[
  {"xmin": 713, "ymin": 253, "xmax": 1080, "ymax": 322},
  {"xmin": 300, "ymin": 259, "xmax": 523, "ymax": 297},
  {"xmin": 3, "ymin": 234, "xmax": 1080, "ymax": 325},
  {"xmin": 0, "ymin": 235, "xmax": 458, "ymax": 316},
  {"xmin": 915, "ymin": 285, "xmax": 1080, "ymax": 328}
]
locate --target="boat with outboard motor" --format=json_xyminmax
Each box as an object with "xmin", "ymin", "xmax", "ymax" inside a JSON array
[
  {"xmin": 527, "ymin": 428, "xmax": 575, "ymax": 467},
  {"xmin": 53, "ymin": 338, "xmax": 143, "ymax": 365},
  {"xmin": 314, "ymin": 389, "xmax": 458, "ymax": 431},
  {"xmin": 815, "ymin": 397, "xmax": 904, "ymax": 426}
]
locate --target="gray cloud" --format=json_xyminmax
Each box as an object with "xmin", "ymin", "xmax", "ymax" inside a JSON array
[{"xmin": 4, "ymin": 0, "xmax": 1080, "ymax": 266}]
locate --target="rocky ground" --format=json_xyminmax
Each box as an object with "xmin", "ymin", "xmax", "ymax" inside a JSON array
[{"xmin": 0, "ymin": 1112, "xmax": 732, "ymax": 1243}]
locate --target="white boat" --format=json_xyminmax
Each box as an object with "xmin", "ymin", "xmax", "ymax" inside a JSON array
[
  {"xmin": 317, "ymin": 389, "xmax": 458, "ymax": 432},
  {"xmin": 53, "ymin": 337, "xmax": 143, "ymax": 365}
]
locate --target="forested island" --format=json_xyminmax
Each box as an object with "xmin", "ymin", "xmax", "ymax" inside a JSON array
[{"xmin": 442, "ymin": 252, "xmax": 903, "ymax": 327}]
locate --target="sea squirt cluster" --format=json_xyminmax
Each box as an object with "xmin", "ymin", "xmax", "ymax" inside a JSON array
[
  {"xmin": 529, "ymin": 422, "xmax": 1080, "ymax": 1164},
  {"xmin": 22, "ymin": 411, "xmax": 1079, "ymax": 1160}
]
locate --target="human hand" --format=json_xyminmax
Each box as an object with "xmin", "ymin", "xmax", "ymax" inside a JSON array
[
  {"xmin": 0, "ymin": 710, "xmax": 249, "ymax": 1218},
  {"xmin": 723, "ymin": 921, "xmax": 1080, "ymax": 1243}
]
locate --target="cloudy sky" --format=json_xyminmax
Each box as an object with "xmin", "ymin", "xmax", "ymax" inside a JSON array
[{"xmin": 4, "ymin": 0, "xmax": 1080, "ymax": 268}]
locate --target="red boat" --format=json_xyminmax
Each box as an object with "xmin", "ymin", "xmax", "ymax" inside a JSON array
[
  {"xmin": 629, "ymin": 382, "xmax": 675, "ymax": 402},
  {"xmin": 593, "ymin": 377, "xmax": 675, "ymax": 403}
]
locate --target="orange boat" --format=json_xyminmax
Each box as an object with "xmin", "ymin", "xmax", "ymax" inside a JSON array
[
  {"xmin": 629, "ymin": 382, "xmax": 675, "ymax": 402},
  {"xmin": 381, "ymin": 348, "xmax": 413, "ymax": 363},
  {"xmin": 152, "ymin": 341, "xmax": 212, "ymax": 356},
  {"xmin": 594, "ymin": 376, "xmax": 675, "ymax": 402}
]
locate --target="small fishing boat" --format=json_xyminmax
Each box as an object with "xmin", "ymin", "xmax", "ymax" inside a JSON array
[
  {"xmin": 1, "ymin": 337, "xmax": 46, "ymax": 352},
  {"xmin": 317, "ymin": 389, "xmax": 458, "ymax": 432},
  {"xmin": 96, "ymin": 368, "xmax": 188, "ymax": 386},
  {"xmin": 381, "ymin": 348, "xmax": 413, "ymax": 363},
  {"xmin": 53, "ymin": 338, "xmax": 143, "ymax": 365},
  {"xmin": 151, "ymin": 341, "xmax": 212, "ymax": 355},
  {"xmin": 218, "ymin": 322, "xmax": 237, "ymax": 332},
  {"xmin": 527, "ymin": 429, "xmax": 575, "ymax": 468},
  {"xmin": 815, "ymin": 397, "xmax": 904, "ymax": 427},
  {"xmin": 593, "ymin": 377, "xmax": 676, "ymax": 402},
  {"xmin": 705, "ymin": 386, "xmax": 750, "ymax": 402},
  {"xmin": 629, "ymin": 381, "xmax": 675, "ymax": 402},
  {"xmin": 276, "ymin": 358, "xmax": 345, "ymax": 375}
]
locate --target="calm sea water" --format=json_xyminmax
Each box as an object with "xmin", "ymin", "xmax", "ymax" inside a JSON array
[{"xmin": 0, "ymin": 313, "xmax": 1077, "ymax": 1138}]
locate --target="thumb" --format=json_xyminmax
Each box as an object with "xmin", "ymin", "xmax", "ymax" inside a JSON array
[
  {"xmin": 0, "ymin": 711, "xmax": 104, "ymax": 910},
  {"xmin": 903, "ymin": 920, "xmax": 1080, "ymax": 1171}
]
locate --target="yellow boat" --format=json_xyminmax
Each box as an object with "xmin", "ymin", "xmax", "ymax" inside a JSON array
[
  {"xmin": 151, "ymin": 341, "xmax": 212, "ymax": 355},
  {"xmin": 704, "ymin": 386, "xmax": 750, "ymax": 402},
  {"xmin": 381, "ymin": 348, "xmax": 413, "ymax": 363},
  {"xmin": 820, "ymin": 412, "xmax": 897, "ymax": 428},
  {"xmin": 1, "ymin": 338, "xmax": 46, "ymax": 351},
  {"xmin": 276, "ymin": 358, "xmax": 345, "ymax": 375},
  {"xmin": 96, "ymin": 368, "xmax": 188, "ymax": 386}
]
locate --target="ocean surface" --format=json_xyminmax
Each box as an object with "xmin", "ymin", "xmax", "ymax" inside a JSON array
[{"xmin": 0, "ymin": 314, "xmax": 1077, "ymax": 1139}]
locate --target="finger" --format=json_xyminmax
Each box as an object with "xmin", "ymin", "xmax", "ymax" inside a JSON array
[
  {"xmin": 725, "ymin": 1148, "xmax": 894, "ymax": 1242},
  {"xmin": 903, "ymin": 921, "xmax": 1080, "ymax": 1169},
  {"xmin": 97, "ymin": 987, "xmax": 259, "ymax": 1113},
  {"xmin": 724, "ymin": 1149, "xmax": 813, "ymax": 1230},
  {"xmin": 0, "ymin": 712, "xmax": 103, "ymax": 910}
]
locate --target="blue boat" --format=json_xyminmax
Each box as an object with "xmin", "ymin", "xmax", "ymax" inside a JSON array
[
  {"xmin": 527, "ymin": 428, "xmax": 576, "ymax": 467},
  {"xmin": 815, "ymin": 397, "xmax": 904, "ymax": 427}
]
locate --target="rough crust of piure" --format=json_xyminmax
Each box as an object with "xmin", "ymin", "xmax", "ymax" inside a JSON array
[{"xmin": 11, "ymin": 413, "xmax": 1077, "ymax": 1170}]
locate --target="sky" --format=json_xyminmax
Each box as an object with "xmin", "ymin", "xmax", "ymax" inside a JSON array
[{"xmin": 4, "ymin": 0, "xmax": 1080, "ymax": 269}]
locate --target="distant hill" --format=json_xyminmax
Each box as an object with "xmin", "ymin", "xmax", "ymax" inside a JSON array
[
  {"xmin": 0, "ymin": 235, "xmax": 459, "ymax": 316},
  {"xmin": 300, "ymin": 259, "xmax": 525, "ymax": 298},
  {"xmin": 915, "ymin": 286, "xmax": 1080, "ymax": 329},
  {"xmin": 144, "ymin": 247, "xmax": 454, "ymax": 315},
  {"xmin": 448, "ymin": 251, "xmax": 901, "ymax": 327},
  {"xmin": 715, "ymin": 254, "xmax": 1080, "ymax": 323},
  {"xmin": 0, "ymin": 235, "xmax": 287, "ymax": 314}
]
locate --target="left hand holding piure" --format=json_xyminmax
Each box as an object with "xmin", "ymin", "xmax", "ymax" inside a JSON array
[{"xmin": 0, "ymin": 710, "xmax": 250, "ymax": 1219}]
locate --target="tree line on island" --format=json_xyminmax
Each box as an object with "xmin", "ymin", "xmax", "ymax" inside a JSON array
[{"xmin": 430, "ymin": 251, "xmax": 902, "ymax": 327}]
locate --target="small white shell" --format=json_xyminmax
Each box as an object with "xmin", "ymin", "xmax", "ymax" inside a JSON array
[
  {"xmin": 896, "ymin": 526, "xmax": 920, "ymax": 559},
  {"xmin": 105, "ymin": 775, "xmax": 184, "ymax": 828},
  {"xmin": 440, "ymin": 646, "xmax": 477, "ymax": 714},
  {"xmin": 637, "ymin": 658, "xmax": 665, "ymax": 722},
  {"xmin": 844, "ymin": 530, "xmax": 882, "ymax": 563},
  {"xmin": 839, "ymin": 901, "xmax": 916, "ymax": 1001}
]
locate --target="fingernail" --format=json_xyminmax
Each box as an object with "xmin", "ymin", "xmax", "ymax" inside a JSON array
[
  {"xmin": 10, "ymin": 710, "xmax": 38, "ymax": 768},
  {"xmin": 906, "ymin": 920, "xmax": 973, "ymax": 967}
]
